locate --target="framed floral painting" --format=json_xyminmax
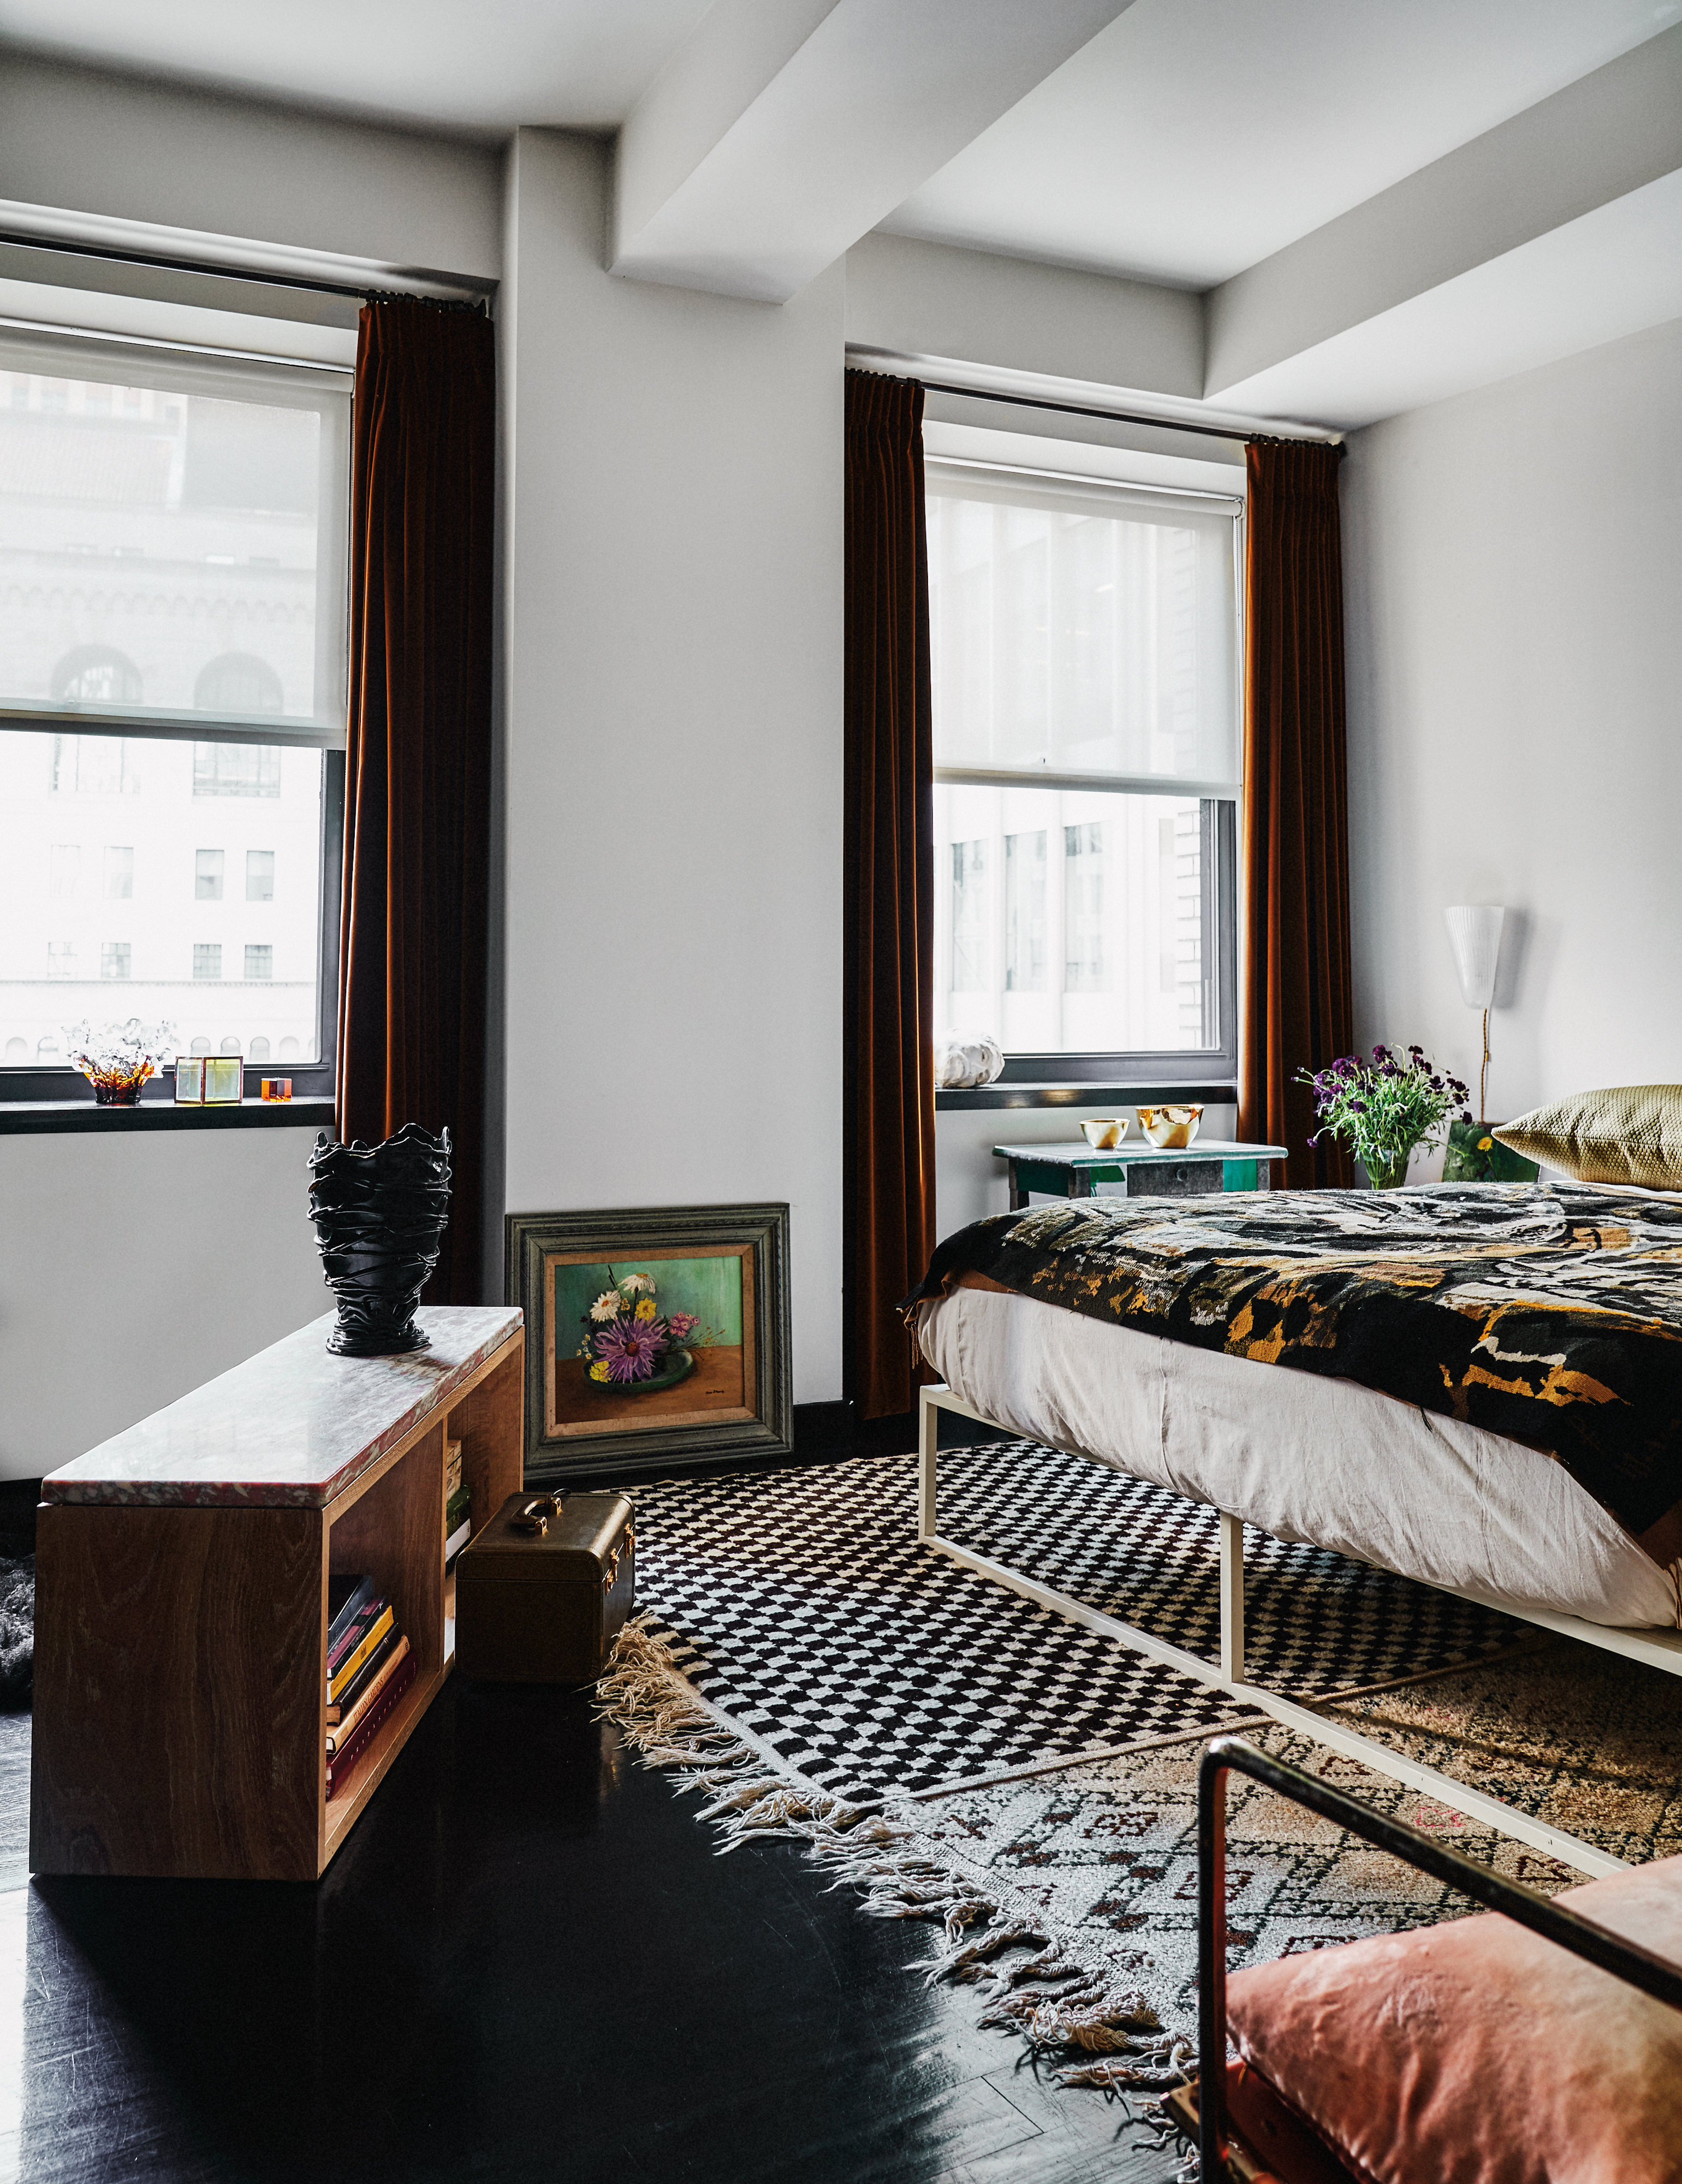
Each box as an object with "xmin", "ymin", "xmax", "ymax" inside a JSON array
[{"xmin": 505, "ymin": 1202, "xmax": 792, "ymax": 1479}]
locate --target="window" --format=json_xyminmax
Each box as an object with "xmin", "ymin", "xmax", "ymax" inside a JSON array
[
  {"xmin": 52, "ymin": 735, "xmax": 141, "ymax": 795},
  {"xmin": 0, "ymin": 324, "xmax": 348, "ymax": 1092},
  {"xmin": 194, "ymin": 744, "xmax": 281, "ymax": 798},
  {"xmin": 927, "ymin": 453, "xmax": 1241, "ymax": 1082}
]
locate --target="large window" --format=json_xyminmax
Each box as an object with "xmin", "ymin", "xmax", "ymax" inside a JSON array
[
  {"xmin": 928, "ymin": 456, "xmax": 1241, "ymax": 1082},
  {"xmin": 0, "ymin": 329, "xmax": 350, "ymax": 1094}
]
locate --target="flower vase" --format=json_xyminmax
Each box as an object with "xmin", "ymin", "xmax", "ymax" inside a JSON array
[
  {"xmin": 306, "ymin": 1124, "xmax": 453, "ymax": 1355},
  {"xmin": 1364, "ymin": 1147, "xmax": 1414, "ymax": 1190}
]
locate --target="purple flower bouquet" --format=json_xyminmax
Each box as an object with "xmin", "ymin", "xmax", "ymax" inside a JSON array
[{"xmin": 575, "ymin": 1271, "xmax": 719, "ymax": 1394}]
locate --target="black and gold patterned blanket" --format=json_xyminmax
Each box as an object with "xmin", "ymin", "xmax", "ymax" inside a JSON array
[{"xmin": 905, "ymin": 1183, "xmax": 1682, "ymax": 1540}]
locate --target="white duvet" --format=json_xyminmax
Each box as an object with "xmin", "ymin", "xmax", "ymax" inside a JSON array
[{"xmin": 917, "ymin": 1283, "xmax": 1682, "ymax": 1631}]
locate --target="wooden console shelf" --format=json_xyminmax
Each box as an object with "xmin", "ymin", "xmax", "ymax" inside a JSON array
[{"xmin": 31, "ymin": 1305, "xmax": 524, "ymax": 1882}]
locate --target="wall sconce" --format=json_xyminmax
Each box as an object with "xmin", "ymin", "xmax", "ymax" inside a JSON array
[{"xmin": 1443, "ymin": 904, "xmax": 1505, "ymax": 1121}]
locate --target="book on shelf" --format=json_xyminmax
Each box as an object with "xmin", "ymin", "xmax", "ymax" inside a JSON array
[
  {"xmin": 326, "ymin": 1634, "xmax": 411, "ymax": 1755},
  {"xmin": 325, "ymin": 1649, "xmax": 419, "ymax": 1800},
  {"xmin": 326, "ymin": 1574, "xmax": 378, "ymax": 1655},
  {"xmin": 445, "ymin": 1483, "xmax": 471, "ymax": 1529},
  {"xmin": 445, "ymin": 1438, "xmax": 463, "ymax": 1501},
  {"xmin": 328, "ymin": 1603, "xmax": 395, "ymax": 1704},
  {"xmin": 328, "ymin": 1591, "xmax": 386, "ymax": 1675},
  {"xmin": 444, "ymin": 1516, "xmax": 472, "ymax": 1564},
  {"xmin": 326, "ymin": 1621, "xmax": 398, "ymax": 1722}
]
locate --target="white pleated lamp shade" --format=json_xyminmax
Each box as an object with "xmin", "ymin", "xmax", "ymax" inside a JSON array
[{"xmin": 1443, "ymin": 904, "xmax": 1505, "ymax": 1009}]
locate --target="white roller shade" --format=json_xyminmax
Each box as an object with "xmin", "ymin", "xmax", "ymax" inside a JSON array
[{"xmin": 926, "ymin": 456, "xmax": 1241, "ymax": 794}]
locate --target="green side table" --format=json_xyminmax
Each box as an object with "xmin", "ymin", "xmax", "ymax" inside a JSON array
[{"xmin": 994, "ymin": 1138, "xmax": 1291, "ymax": 1210}]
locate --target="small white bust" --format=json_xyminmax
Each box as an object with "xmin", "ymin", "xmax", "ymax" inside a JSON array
[{"xmin": 934, "ymin": 1035, "xmax": 1005, "ymax": 1089}]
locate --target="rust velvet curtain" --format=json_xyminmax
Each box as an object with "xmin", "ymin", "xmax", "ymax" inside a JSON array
[
  {"xmin": 844, "ymin": 369, "xmax": 936, "ymax": 1417},
  {"xmin": 1238, "ymin": 438, "xmax": 1355, "ymax": 1190},
  {"xmin": 337, "ymin": 298, "xmax": 495, "ymax": 1303}
]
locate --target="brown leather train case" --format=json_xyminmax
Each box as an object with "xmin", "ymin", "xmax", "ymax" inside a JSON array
[{"xmin": 454, "ymin": 1491, "xmax": 635, "ymax": 1684}]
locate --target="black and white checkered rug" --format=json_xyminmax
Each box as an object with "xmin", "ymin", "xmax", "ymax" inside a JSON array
[{"xmin": 628, "ymin": 1441, "xmax": 1520, "ymax": 1805}]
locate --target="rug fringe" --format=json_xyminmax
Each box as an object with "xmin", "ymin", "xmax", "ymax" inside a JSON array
[{"xmin": 596, "ymin": 1616, "xmax": 1191, "ymax": 2096}]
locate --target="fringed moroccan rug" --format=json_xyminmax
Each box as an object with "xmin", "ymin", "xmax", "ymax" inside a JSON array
[{"xmin": 600, "ymin": 1446, "xmax": 1682, "ymax": 2100}]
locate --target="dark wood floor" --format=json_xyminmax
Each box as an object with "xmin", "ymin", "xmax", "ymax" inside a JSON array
[{"xmin": 0, "ymin": 1681, "xmax": 1181, "ymax": 2182}]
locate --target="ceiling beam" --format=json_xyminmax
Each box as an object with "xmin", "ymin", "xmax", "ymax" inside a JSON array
[
  {"xmin": 611, "ymin": 0, "xmax": 1132, "ymax": 304},
  {"xmin": 1204, "ymin": 24, "xmax": 1682, "ymax": 423}
]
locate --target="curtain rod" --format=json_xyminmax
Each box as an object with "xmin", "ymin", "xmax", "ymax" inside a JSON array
[
  {"xmin": 916, "ymin": 377, "xmax": 1320, "ymax": 447},
  {"xmin": 0, "ymin": 219, "xmax": 493, "ymax": 308}
]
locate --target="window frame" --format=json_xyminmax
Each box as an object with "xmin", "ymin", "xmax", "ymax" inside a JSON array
[
  {"xmin": 926, "ymin": 457, "xmax": 1245, "ymax": 1096},
  {"xmin": 0, "ymin": 323, "xmax": 350, "ymax": 1111}
]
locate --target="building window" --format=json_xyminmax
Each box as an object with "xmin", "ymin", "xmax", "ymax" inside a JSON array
[
  {"xmin": 928, "ymin": 450, "xmax": 1241, "ymax": 1082},
  {"xmin": 193, "ymin": 743, "xmax": 282, "ymax": 798},
  {"xmin": 249, "ymin": 1036, "xmax": 271, "ymax": 1061},
  {"xmin": 0, "ymin": 331, "xmax": 348, "ymax": 1094},
  {"xmin": 195, "ymin": 654, "xmax": 284, "ymax": 715},
  {"xmin": 51, "ymin": 645, "xmax": 144, "ymax": 706},
  {"xmin": 51, "ymin": 735, "xmax": 141, "ymax": 796}
]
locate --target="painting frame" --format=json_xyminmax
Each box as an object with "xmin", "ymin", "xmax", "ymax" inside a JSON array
[{"xmin": 505, "ymin": 1202, "xmax": 792, "ymax": 1481}]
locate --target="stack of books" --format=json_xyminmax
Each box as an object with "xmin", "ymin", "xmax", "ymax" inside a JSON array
[
  {"xmin": 444, "ymin": 1439, "xmax": 471, "ymax": 1562},
  {"xmin": 325, "ymin": 1574, "xmax": 417, "ymax": 1800}
]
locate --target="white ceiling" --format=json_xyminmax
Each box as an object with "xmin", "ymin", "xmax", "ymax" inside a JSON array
[
  {"xmin": 0, "ymin": 0, "xmax": 714, "ymax": 133},
  {"xmin": 882, "ymin": 0, "xmax": 1679, "ymax": 287}
]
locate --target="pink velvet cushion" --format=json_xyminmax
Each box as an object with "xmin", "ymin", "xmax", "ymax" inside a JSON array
[{"xmin": 1225, "ymin": 1853, "xmax": 1682, "ymax": 2184}]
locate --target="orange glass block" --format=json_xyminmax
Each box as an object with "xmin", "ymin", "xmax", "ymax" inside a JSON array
[{"xmin": 261, "ymin": 1078, "xmax": 293, "ymax": 1102}]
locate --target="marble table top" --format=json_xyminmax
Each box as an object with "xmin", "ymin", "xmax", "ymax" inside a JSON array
[{"xmin": 42, "ymin": 1306, "xmax": 524, "ymax": 1510}]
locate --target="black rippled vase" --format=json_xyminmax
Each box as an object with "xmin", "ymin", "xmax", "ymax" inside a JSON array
[{"xmin": 307, "ymin": 1124, "xmax": 453, "ymax": 1356}]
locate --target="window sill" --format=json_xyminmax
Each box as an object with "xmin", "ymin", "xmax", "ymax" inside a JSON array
[
  {"xmin": 0, "ymin": 1098, "xmax": 335, "ymax": 1137},
  {"xmin": 936, "ymin": 1079, "xmax": 1236, "ymax": 1113}
]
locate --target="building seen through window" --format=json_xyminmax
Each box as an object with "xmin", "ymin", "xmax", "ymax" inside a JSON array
[
  {"xmin": 0, "ymin": 732, "xmax": 323, "ymax": 1065},
  {"xmin": 927, "ymin": 454, "xmax": 1240, "ymax": 1066}
]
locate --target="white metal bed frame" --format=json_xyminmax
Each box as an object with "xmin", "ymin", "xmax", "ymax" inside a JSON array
[{"xmin": 918, "ymin": 1379, "xmax": 1682, "ymax": 1879}]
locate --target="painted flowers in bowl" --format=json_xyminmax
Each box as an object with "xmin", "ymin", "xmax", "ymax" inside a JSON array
[
  {"xmin": 576, "ymin": 1271, "xmax": 717, "ymax": 1394},
  {"xmin": 64, "ymin": 1017, "xmax": 177, "ymax": 1106},
  {"xmin": 1299, "ymin": 1043, "xmax": 1471, "ymax": 1189}
]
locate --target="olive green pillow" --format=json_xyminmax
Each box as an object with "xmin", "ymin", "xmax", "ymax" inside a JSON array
[{"xmin": 1495, "ymin": 1087, "xmax": 1682, "ymax": 1189}]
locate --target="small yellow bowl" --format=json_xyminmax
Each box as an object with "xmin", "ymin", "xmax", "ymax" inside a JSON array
[
  {"xmin": 1136, "ymin": 1104, "xmax": 1203, "ymax": 1150},
  {"xmin": 1080, "ymin": 1118, "xmax": 1128, "ymax": 1150}
]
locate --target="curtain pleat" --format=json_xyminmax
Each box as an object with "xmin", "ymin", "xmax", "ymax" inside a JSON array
[
  {"xmin": 1238, "ymin": 438, "xmax": 1355, "ymax": 1191},
  {"xmin": 337, "ymin": 299, "xmax": 495, "ymax": 1303},
  {"xmin": 843, "ymin": 369, "xmax": 936, "ymax": 1417}
]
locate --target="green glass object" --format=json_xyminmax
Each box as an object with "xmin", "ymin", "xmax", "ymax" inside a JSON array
[
  {"xmin": 1363, "ymin": 1147, "xmax": 1414, "ymax": 1190},
  {"xmin": 1441, "ymin": 1119, "xmax": 1540, "ymax": 1184}
]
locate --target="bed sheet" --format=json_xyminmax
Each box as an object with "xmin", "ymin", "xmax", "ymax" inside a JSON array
[{"xmin": 917, "ymin": 1285, "xmax": 1681, "ymax": 1631}]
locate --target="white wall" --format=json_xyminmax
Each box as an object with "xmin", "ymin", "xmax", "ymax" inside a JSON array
[
  {"xmin": 0, "ymin": 53, "xmax": 502, "ymax": 281},
  {"xmin": 1342, "ymin": 317, "xmax": 1682, "ymax": 1176},
  {"xmin": 0, "ymin": 1126, "xmax": 330, "ymax": 1476},
  {"xmin": 500, "ymin": 130, "xmax": 845, "ymax": 1403}
]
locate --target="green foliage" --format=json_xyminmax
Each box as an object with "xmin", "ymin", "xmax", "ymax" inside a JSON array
[{"xmin": 1299, "ymin": 1044, "xmax": 1472, "ymax": 1175}]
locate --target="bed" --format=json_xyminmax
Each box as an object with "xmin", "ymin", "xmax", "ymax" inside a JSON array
[{"xmin": 905, "ymin": 1179, "xmax": 1682, "ymax": 1876}]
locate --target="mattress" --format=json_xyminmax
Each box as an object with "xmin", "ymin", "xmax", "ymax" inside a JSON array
[{"xmin": 917, "ymin": 1282, "xmax": 1682, "ymax": 1632}]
